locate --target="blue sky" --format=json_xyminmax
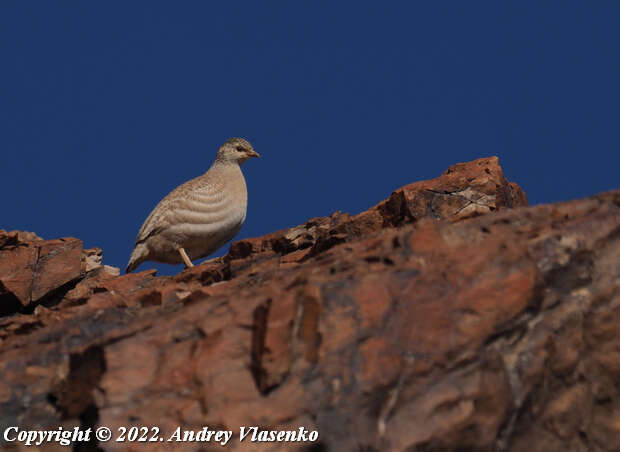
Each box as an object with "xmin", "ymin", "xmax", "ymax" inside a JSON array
[{"xmin": 2, "ymin": 2, "xmax": 619, "ymax": 275}]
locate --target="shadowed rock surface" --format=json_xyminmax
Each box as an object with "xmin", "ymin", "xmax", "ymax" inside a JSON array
[{"xmin": 1, "ymin": 156, "xmax": 619, "ymax": 451}]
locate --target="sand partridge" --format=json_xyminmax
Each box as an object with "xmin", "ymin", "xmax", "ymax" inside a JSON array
[{"xmin": 126, "ymin": 138, "xmax": 260, "ymax": 273}]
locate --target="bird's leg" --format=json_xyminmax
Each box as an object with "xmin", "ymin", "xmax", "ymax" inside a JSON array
[{"xmin": 178, "ymin": 247, "xmax": 194, "ymax": 268}]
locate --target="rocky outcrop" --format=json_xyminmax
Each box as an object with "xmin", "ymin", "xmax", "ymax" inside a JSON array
[
  {"xmin": 1, "ymin": 156, "xmax": 619, "ymax": 451},
  {"xmin": 0, "ymin": 230, "xmax": 119, "ymax": 317}
]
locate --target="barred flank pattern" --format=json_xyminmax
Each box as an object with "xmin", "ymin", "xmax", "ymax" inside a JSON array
[{"xmin": 126, "ymin": 138, "xmax": 257, "ymax": 273}]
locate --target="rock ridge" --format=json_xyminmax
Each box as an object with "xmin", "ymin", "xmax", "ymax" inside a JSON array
[{"xmin": 1, "ymin": 156, "xmax": 619, "ymax": 452}]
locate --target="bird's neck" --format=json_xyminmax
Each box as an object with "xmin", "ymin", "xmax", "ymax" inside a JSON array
[
  {"xmin": 210, "ymin": 160, "xmax": 241, "ymax": 171},
  {"xmin": 208, "ymin": 161, "xmax": 244, "ymax": 180}
]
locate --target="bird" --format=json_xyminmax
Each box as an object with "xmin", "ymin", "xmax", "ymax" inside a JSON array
[{"xmin": 126, "ymin": 137, "xmax": 260, "ymax": 273}]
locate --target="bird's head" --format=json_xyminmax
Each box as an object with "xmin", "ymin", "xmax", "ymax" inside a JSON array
[{"xmin": 216, "ymin": 137, "xmax": 260, "ymax": 164}]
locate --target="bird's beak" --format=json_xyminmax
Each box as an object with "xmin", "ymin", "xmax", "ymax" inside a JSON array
[{"xmin": 248, "ymin": 150, "xmax": 261, "ymax": 158}]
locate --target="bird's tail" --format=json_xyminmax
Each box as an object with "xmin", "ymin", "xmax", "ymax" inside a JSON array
[{"xmin": 125, "ymin": 243, "xmax": 148, "ymax": 274}]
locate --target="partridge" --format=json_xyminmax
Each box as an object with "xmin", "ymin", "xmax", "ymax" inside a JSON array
[{"xmin": 126, "ymin": 138, "xmax": 260, "ymax": 273}]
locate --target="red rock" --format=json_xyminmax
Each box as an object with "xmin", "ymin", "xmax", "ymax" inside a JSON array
[
  {"xmin": 0, "ymin": 236, "xmax": 82, "ymax": 313},
  {"xmin": 0, "ymin": 158, "xmax": 619, "ymax": 452},
  {"xmin": 31, "ymin": 238, "xmax": 83, "ymax": 301}
]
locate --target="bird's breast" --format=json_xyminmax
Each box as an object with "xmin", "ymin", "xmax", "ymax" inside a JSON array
[{"xmin": 167, "ymin": 171, "xmax": 248, "ymax": 238}]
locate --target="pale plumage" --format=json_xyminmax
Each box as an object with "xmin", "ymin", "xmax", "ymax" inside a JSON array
[{"xmin": 126, "ymin": 138, "xmax": 260, "ymax": 273}]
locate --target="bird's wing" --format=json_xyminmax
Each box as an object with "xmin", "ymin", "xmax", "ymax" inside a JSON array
[
  {"xmin": 133, "ymin": 176, "xmax": 229, "ymax": 246},
  {"xmin": 133, "ymin": 198, "xmax": 176, "ymax": 246}
]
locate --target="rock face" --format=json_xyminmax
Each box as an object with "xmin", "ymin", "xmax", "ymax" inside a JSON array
[{"xmin": 0, "ymin": 156, "xmax": 618, "ymax": 451}]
